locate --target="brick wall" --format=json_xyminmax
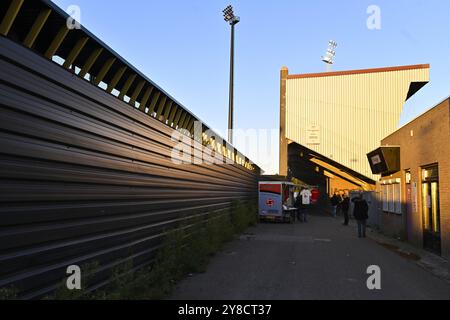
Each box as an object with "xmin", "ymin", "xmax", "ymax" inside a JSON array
[
  {"xmin": 381, "ymin": 98, "xmax": 450, "ymax": 259},
  {"xmin": 380, "ymin": 212, "xmax": 406, "ymax": 239}
]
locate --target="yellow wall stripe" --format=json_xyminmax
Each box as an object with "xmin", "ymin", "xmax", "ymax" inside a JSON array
[
  {"xmin": 107, "ymin": 66, "xmax": 127, "ymax": 93},
  {"xmin": 118, "ymin": 74, "xmax": 137, "ymax": 100},
  {"xmin": 63, "ymin": 37, "xmax": 89, "ymax": 69},
  {"xmin": 148, "ymin": 91, "xmax": 161, "ymax": 114},
  {"xmin": 45, "ymin": 26, "xmax": 70, "ymax": 59},
  {"xmin": 168, "ymin": 105, "xmax": 179, "ymax": 124},
  {"xmin": 163, "ymin": 101, "xmax": 173, "ymax": 120},
  {"xmin": 23, "ymin": 8, "xmax": 52, "ymax": 48},
  {"xmin": 138, "ymin": 87, "xmax": 153, "ymax": 110},
  {"xmin": 0, "ymin": 0, "xmax": 24, "ymax": 36},
  {"xmin": 155, "ymin": 96, "xmax": 167, "ymax": 118},
  {"xmin": 79, "ymin": 48, "xmax": 104, "ymax": 78},
  {"xmin": 93, "ymin": 57, "xmax": 116, "ymax": 86},
  {"xmin": 129, "ymin": 80, "xmax": 146, "ymax": 106}
]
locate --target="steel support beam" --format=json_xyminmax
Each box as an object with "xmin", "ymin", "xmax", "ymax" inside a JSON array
[
  {"xmin": 168, "ymin": 104, "xmax": 179, "ymax": 125},
  {"xmin": 138, "ymin": 87, "xmax": 153, "ymax": 111},
  {"xmin": 148, "ymin": 91, "xmax": 161, "ymax": 114},
  {"xmin": 23, "ymin": 8, "xmax": 52, "ymax": 48},
  {"xmin": 178, "ymin": 112, "xmax": 187, "ymax": 129},
  {"xmin": 0, "ymin": 0, "xmax": 24, "ymax": 36},
  {"xmin": 163, "ymin": 101, "xmax": 173, "ymax": 121},
  {"xmin": 182, "ymin": 115, "xmax": 191, "ymax": 129},
  {"xmin": 79, "ymin": 48, "xmax": 104, "ymax": 78},
  {"xmin": 93, "ymin": 57, "xmax": 116, "ymax": 86},
  {"xmin": 63, "ymin": 37, "xmax": 89, "ymax": 69},
  {"xmin": 129, "ymin": 80, "xmax": 145, "ymax": 106},
  {"xmin": 187, "ymin": 118, "xmax": 196, "ymax": 133},
  {"xmin": 118, "ymin": 74, "xmax": 136, "ymax": 100},
  {"xmin": 107, "ymin": 66, "xmax": 127, "ymax": 93},
  {"xmin": 309, "ymin": 158, "xmax": 371, "ymax": 190},
  {"xmin": 45, "ymin": 26, "xmax": 70, "ymax": 59},
  {"xmin": 173, "ymin": 109, "xmax": 183, "ymax": 127},
  {"xmin": 155, "ymin": 96, "xmax": 167, "ymax": 119}
]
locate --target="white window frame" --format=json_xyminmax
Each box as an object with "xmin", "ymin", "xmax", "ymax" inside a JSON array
[
  {"xmin": 381, "ymin": 181, "xmax": 402, "ymax": 215},
  {"xmin": 387, "ymin": 184, "xmax": 394, "ymax": 213},
  {"xmin": 382, "ymin": 185, "xmax": 388, "ymax": 211},
  {"xmin": 394, "ymin": 183, "xmax": 402, "ymax": 215}
]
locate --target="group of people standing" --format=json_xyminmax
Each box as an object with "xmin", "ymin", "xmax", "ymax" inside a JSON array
[
  {"xmin": 292, "ymin": 187, "xmax": 370, "ymax": 239},
  {"xmin": 330, "ymin": 192, "xmax": 369, "ymax": 238}
]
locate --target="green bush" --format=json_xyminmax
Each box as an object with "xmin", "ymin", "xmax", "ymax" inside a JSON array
[
  {"xmin": 208, "ymin": 213, "xmax": 234, "ymax": 250},
  {"xmin": 182, "ymin": 223, "xmax": 211, "ymax": 274},
  {"xmin": 101, "ymin": 260, "xmax": 136, "ymax": 300},
  {"xmin": 0, "ymin": 287, "xmax": 18, "ymax": 300},
  {"xmin": 231, "ymin": 200, "xmax": 258, "ymax": 233},
  {"xmin": 41, "ymin": 201, "xmax": 258, "ymax": 300}
]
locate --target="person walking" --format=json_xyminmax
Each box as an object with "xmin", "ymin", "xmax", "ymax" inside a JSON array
[
  {"xmin": 294, "ymin": 192, "xmax": 303, "ymax": 222},
  {"xmin": 341, "ymin": 194, "xmax": 350, "ymax": 226},
  {"xmin": 336, "ymin": 193, "xmax": 343, "ymax": 217},
  {"xmin": 352, "ymin": 193, "xmax": 369, "ymax": 238},
  {"xmin": 330, "ymin": 193, "xmax": 340, "ymax": 218}
]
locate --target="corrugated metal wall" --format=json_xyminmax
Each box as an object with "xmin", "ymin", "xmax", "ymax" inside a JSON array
[
  {"xmin": 285, "ymin": 67, "xmax": 429, "ymax": 180},
  {"xmin": 0, "ymin": 36, "xmax": 259, "ymax": 299}
]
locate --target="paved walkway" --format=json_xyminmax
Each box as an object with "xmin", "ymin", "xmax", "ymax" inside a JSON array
[{"xmin": 170, "ymin": 214, "xmax": 450, "ymax": 300}]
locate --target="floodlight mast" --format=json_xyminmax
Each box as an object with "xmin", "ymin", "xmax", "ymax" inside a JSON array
[
  {"xmin": 223, "ymin": 5, "xmax": 240, "ymax": 144},
  {"xmin": 322, "ymin": 40, "xmax": 338, "ymax": 71}
]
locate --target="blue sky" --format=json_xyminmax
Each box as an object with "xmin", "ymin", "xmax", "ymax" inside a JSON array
[{"xmin": 53, "ymin": 0, "xmax": 450, "ymax": 173}]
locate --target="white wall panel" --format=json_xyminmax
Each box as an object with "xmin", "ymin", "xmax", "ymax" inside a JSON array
[{"xmin": 285, "ymin": 66, "xmax": 429, "ymax": 180}]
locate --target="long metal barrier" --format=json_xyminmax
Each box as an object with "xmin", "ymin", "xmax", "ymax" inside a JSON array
[{"xmin": 0, "ymin": 1, "xmax": 260, "ymax": 299}]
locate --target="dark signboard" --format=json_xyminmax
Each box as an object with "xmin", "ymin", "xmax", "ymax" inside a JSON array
[{"xmin": 367, "ymin": 147, "xmax": 400, "ymax": 175}]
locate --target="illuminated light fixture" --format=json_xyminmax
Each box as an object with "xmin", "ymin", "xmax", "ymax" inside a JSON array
[
  {"xmin": 406, "ymin": 172, "xmax": 411, "ymax": 184},
  {"xmin": 223, "ymin": 5, "xmax": 240, "ymax": 25},
  {"xmin": 322, "ymin": 40, "xmax": 338, "ymax": 68}
]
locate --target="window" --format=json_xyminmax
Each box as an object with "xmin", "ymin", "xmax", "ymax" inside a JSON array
[
  {"xmin": 386, "ymin": 185, "xmax": 391, "ymax": 212},
  {"xmin": 381, "ymin": 180, "xmax": 402, "ymax": 215},
  {"xmin": 382, "ymin": 184, "xmax": 388, "ymax": 211},
  {"xmin": 394, "ymin": 184, "xmax": 402, "ymax": 214}
]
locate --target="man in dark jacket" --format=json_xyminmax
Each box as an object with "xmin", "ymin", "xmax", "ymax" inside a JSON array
[
  {"xmin": 294, "ymin": 193, "xmax": 303, "ymax": 222},
  {"xmin": 341, "ymin": 194, "xmax": 350, "ymax": 226},
  {"xmin": 352, "ymin": 194, "xmax": 369, "ymax": 238},
  {"xmin": 330, "ymin": 193, "xmax": 340, "ymax": 218}
]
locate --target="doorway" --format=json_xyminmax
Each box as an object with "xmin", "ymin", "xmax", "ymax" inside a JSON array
[{"xmin": 421, "ymin": 165, "xmax": 441, "ymax": 255}]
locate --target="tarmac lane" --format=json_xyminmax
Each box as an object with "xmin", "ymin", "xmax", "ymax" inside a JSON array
[{"xmin": 170, "ymin": 214, "xmax": 450, "ymax": 300}]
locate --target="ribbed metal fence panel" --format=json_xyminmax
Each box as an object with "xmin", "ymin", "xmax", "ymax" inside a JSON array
[{"xmin": 0, "ymin": 36, "xmax": 260, "ymax": 299}]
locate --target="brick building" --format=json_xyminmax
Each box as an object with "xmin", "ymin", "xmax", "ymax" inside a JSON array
[{"xmin": 368, "ymin": 97, "xmax": 450, "ymax": 259}]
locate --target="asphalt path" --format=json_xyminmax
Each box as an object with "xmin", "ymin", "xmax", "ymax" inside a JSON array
[{"xmin": 171, "ymin": 214, "xmax": 450, "ymax": 300}]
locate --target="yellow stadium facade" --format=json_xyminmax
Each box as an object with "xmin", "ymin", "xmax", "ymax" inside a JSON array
[{"xmin": 279, "ymin": 64, "xmax": 430, "ymax": 194}]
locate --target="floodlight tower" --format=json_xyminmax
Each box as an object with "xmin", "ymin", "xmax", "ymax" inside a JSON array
[
  {"xmin": 322, "ymin": 40, "xmax": 338, "ymax": 72},
  {"xmin": 223, "ymin": 5, "xmax": 240, "ymax": 144}
]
